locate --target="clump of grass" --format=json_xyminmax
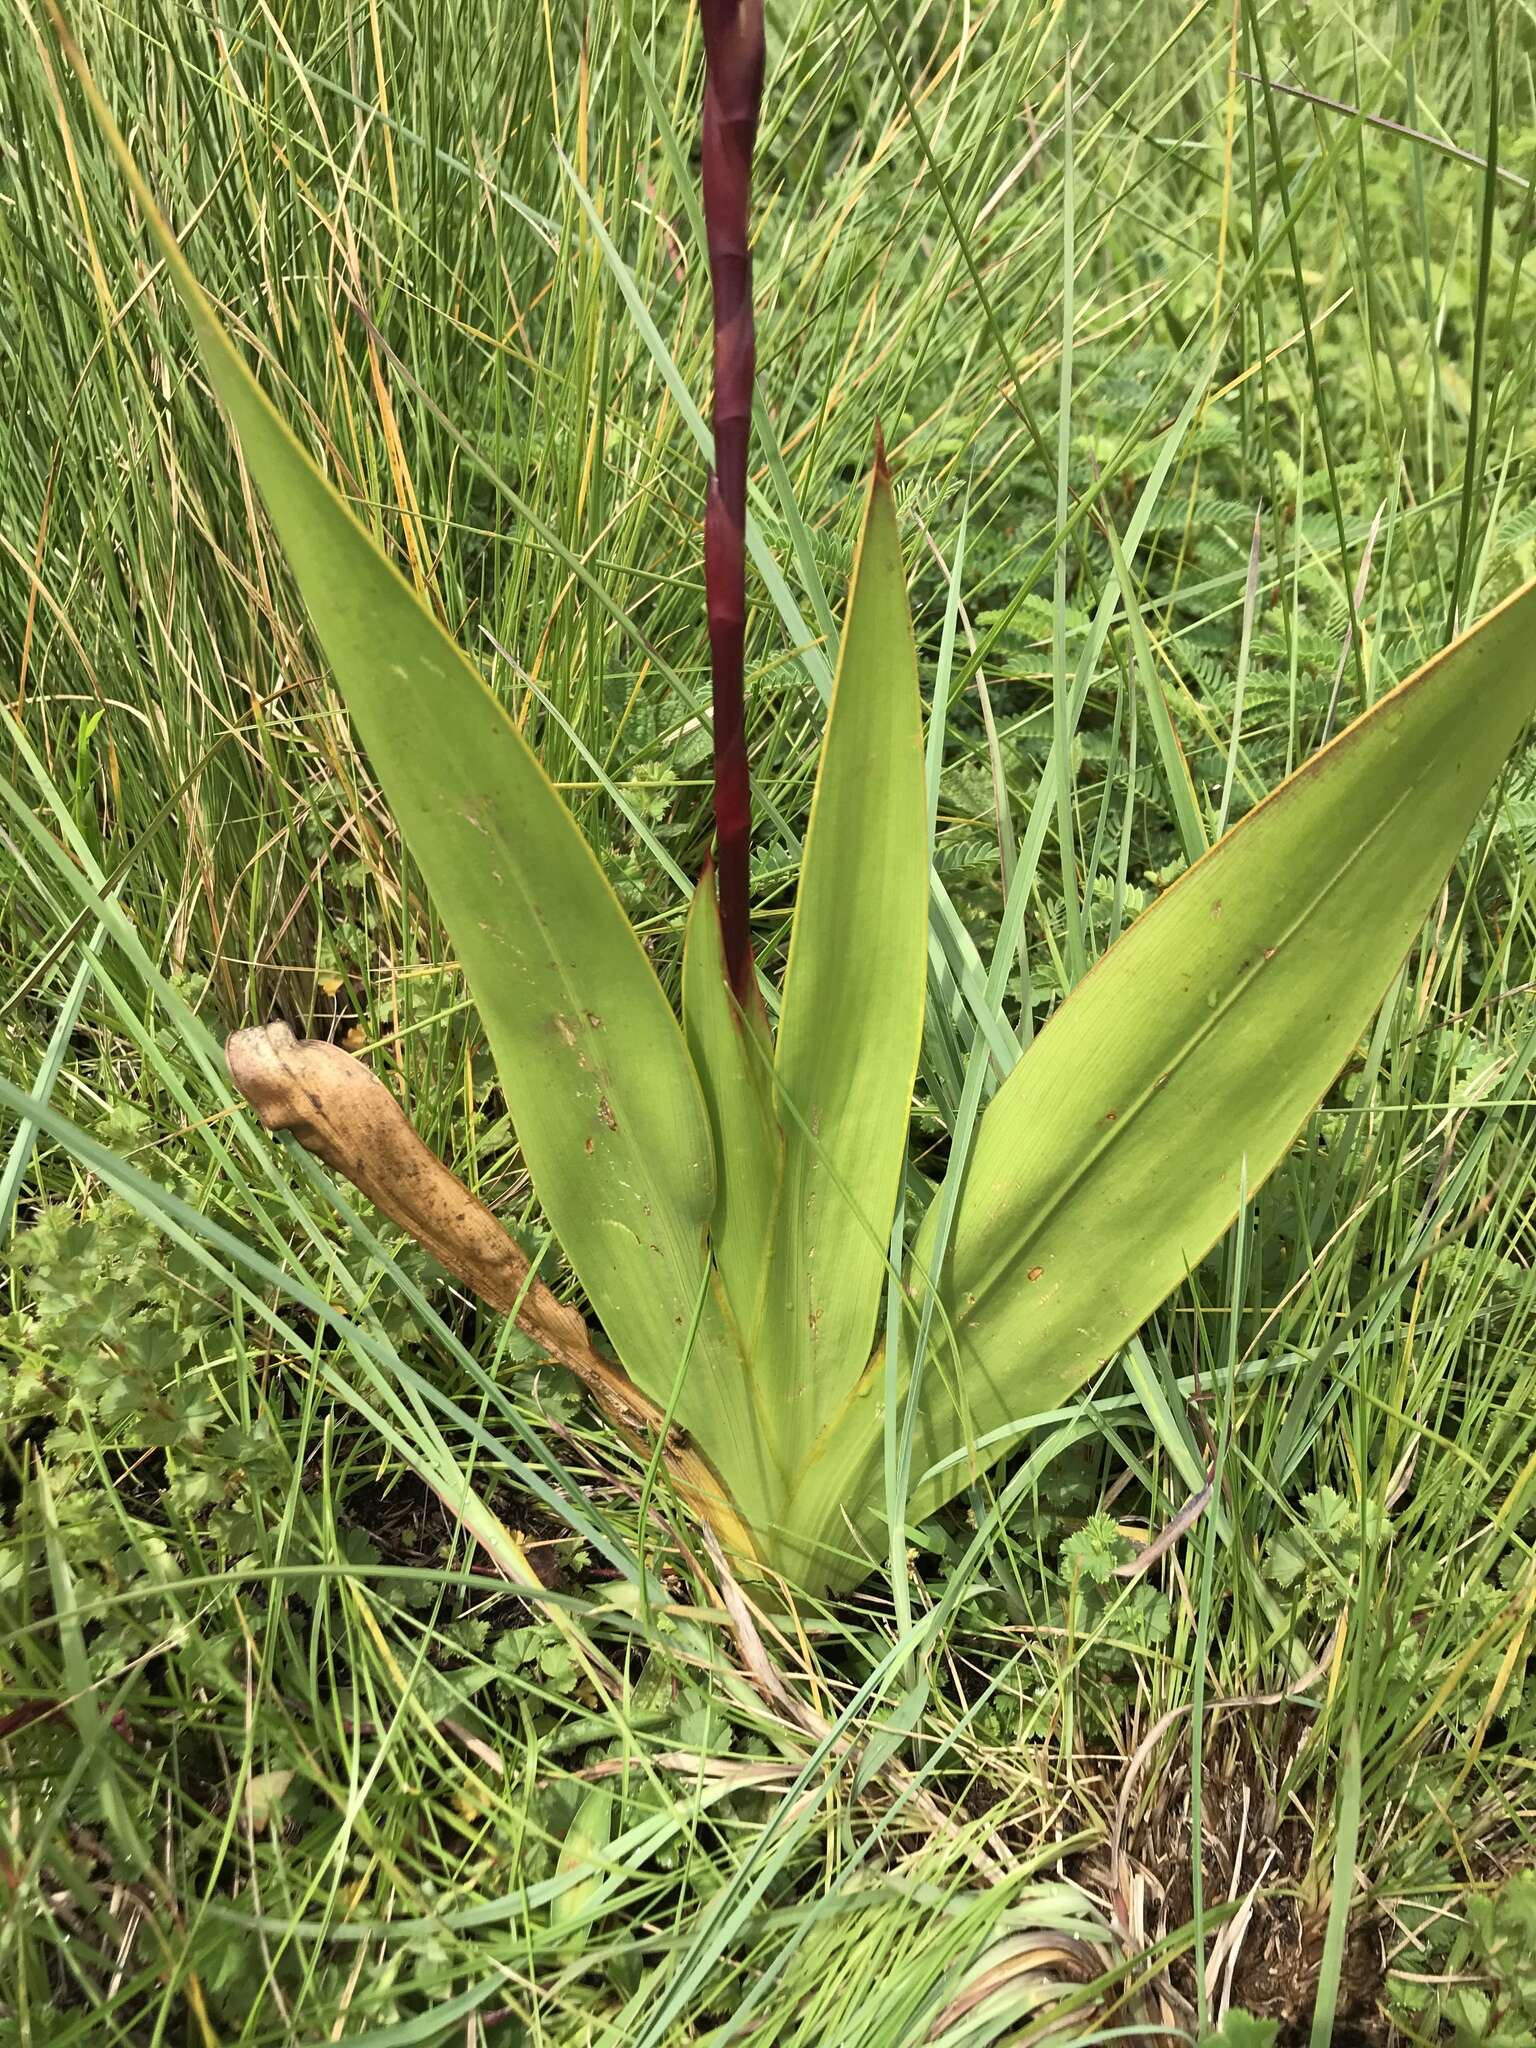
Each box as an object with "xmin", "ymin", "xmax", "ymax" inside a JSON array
[{"xmin": 3, "ymin": 2, "xmax": 1536, "ymax": 2042}]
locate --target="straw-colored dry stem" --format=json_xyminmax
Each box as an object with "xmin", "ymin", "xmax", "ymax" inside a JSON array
[{"xmin": 226, "ymin": 1023, "xmax": 758, "ymax": 1559}]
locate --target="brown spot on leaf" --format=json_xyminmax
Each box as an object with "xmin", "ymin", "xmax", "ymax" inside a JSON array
[
  {"xmin": 584, "ymin": 1138, "xmax": 594, "ymax": 1154},
  {"xmin": 598, "ymin": 1097, "xmax": 618, "ymax": 1131},
  {"xmin": 1211, "ymin": 899, "xmax": 1223, "ymax": 919},
  {"xmin": 1027, "ymin": 1265, "xmax": 1044, "ymax": 1282},
  {"xmin": 1104, "ymin": 1109, "xmax": 1118, "ymax": 1123}
]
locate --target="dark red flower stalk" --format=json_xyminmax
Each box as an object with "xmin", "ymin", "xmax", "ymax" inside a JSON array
[{"xmin": 699, "ymin": 0, "xmax": 764, "ymax": 1003}]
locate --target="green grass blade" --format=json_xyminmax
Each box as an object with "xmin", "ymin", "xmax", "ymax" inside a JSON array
[
  {"xmin": 1051, "ymin": 47, "xmax": 1085, "ymax": 980},
  {"xmin": 1102, "ymin": 508, "xmax": 1209, "ymax": 867},
  {"xmin": 59, "ymin": 34, "xmax": 721, "ymax": 1414},
  {"xmin": 766, "ymin": 459, "xmax": 928, "ymax": 1468},
  {"xmin": 1309, "ymin": 1718, "xmax": 1363, "ymax": 2048},
  {"xmin": 0, "ymin": 921, "xmax": 104, "ymax": 1239},
  {"xmin": 907, "ymin": 575, "xmax": 1536, "ymax": 1514}
]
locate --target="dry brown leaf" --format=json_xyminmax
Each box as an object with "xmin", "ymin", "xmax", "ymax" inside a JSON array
[{"xmin": 225, "ymin": 1022, "xmax": 757, "ymax": 1562}]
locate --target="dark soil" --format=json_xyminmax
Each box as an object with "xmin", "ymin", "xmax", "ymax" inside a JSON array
[{"xmin": 1127, "ymin": 1710, "xmax": 1388, "ymax": 2044}]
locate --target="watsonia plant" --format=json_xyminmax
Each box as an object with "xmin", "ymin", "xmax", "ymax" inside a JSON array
[{"xmin": 62, "ymin": 8, "xmax": 1536, "ymax": 1595}]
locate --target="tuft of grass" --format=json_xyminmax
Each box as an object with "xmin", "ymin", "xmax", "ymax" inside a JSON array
[{"xmin": 3, "ymin": 1, "xmax": 1535, "ymax": 2040}]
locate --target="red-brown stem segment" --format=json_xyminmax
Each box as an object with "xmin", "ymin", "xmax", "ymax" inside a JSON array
[{"xmin": 700, "ymin": 0, "xmax": 764, "ymax": 1002}]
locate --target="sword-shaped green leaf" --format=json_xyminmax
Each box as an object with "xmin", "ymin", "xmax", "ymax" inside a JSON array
[
  {"xmin": 64, "ymin": 39, "xmax": 754, "ymax": 1459},
  {"xmin": 682, "ymin": 867, "xmax": 784, "ymax": 1369},
  {"xmin": 761, "ymin": 459, "xmax": 928, "ymax": 1471},
  {"xmin": 901, "ymin": 575, "xmax": 1536, "ymax": 1516}
]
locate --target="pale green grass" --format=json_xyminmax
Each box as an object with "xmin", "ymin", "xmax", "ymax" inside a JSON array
[{"xmin": 2, "ymin": 1, "xmax": 1535, "ymax": 2042}]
